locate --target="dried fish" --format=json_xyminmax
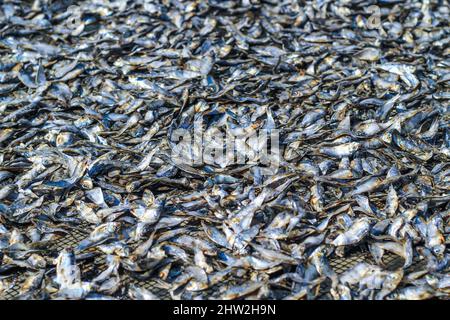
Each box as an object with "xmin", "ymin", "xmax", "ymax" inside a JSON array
[{"xmin": 0, "ymin": 0, "xmax": 448, "ymax": 301}]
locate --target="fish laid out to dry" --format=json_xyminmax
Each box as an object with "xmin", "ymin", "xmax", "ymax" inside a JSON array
[{"xmin": 0, "ymin": 0, "xmax": 449, "ymax": 300}]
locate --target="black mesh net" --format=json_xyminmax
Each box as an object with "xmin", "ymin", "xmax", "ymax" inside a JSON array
[{"xmin": 1, "ymin": 226, "xmax": 430, "ymax": 300}]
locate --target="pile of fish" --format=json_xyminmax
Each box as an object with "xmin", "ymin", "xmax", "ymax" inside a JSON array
[{"xmin": 0, "ymin": 0, "xmax": 449, "ymax": 300}]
